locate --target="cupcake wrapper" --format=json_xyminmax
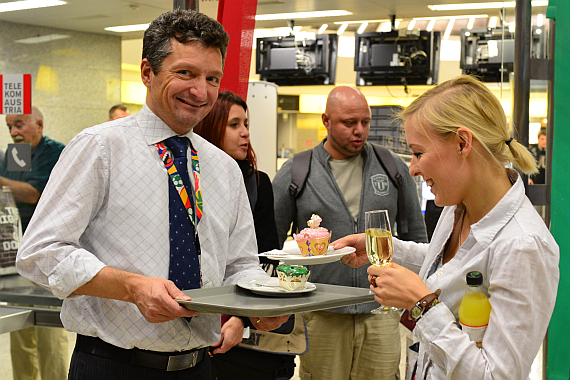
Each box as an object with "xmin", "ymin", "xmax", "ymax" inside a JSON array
[
  {"xmin": 278, "ymin": 270, "xmax": 310, "ymax": 290},
  {"xmin": 295, "ymin": 233, "xmax": 331, "ymax": 257}
]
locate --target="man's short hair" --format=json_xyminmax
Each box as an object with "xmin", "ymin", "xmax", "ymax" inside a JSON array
[
  {"xmin": 142, "ymin": 9, "xmax": 229, "ymax": 75},
  {"xmin": 109, "ymin": 104, "xmax": 129, "ymax": 119}
]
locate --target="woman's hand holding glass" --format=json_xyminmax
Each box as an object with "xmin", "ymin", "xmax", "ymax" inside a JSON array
[
  {"xmin": 367, "ymin": 263, "xmax": 431, "ymax": 312},
  {"xmin": 364, "ymin": 210, "xmax": 400, "ymax": 314},
  {"xmin": 335, "ymin": 211, "xmax": 433, "ymax": 314}
]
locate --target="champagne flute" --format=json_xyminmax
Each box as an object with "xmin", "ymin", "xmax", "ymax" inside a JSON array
[{"xmin": 365, "ymin": 210, "xmax": 399, "ymax": 314}]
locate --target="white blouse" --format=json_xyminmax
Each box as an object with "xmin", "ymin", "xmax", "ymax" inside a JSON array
[{"xmin": 394, "ymin": 174, "xmax": 559, "ymax": 380}]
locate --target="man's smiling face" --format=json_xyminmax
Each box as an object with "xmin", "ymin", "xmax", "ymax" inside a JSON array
[{"xmin": 141, "ymin": 39, "xmax": 223, "ymax": 134}]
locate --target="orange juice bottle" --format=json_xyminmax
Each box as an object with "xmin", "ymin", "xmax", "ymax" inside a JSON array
[{"xmin": 458, "ymin": 271, "xmax": 491, "ymax": 348}]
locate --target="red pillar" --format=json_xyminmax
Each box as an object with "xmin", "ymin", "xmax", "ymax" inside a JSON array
[{"xmin": 217, "ymin": 0, "xmax": 258, "ymax": 100}]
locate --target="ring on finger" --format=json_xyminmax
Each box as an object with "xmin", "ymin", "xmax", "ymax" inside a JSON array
[
  {"xmin": 256, "ymin": 319, "xmax": 261, "ymax": 324},
  {"xmin": 370, "ymin": 275, "xmax": 378, "ymax": 287}
]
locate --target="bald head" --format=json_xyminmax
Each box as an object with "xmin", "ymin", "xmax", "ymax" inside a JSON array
[
  {"xmin": 324, "ymin": 86, "xmax": 368, "ymax": 116},
  {"xmin": 322, "ymin": 86, "xmax": 371, "ymax": 160}
]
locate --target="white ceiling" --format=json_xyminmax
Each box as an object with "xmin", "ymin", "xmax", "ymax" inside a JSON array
[{"xmin": 0, "ymin": 0, "xmax": 548, "ymax": 40}]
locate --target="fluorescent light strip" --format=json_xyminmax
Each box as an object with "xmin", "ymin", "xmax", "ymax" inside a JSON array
[
  {"xmin": 318, "ymin": 24, "xmax": 328, "ymax": 34},
  {"xmin": 337, "ymin": 23, "xmax": 348, "ymax": 35},
  {"xmin": 413, "ymin": 14, "xmax": 487, "ymax": 20},
  {"xmin": 488, "ymin": 16, "xmax": 498, "ymax": 28},
  {"xmin": 255, "ymin": 10, "xmax": 351, "ymax": 21},
  {"xmin": 407, "ymin": 19, "xmax": 416, "ymax": 30},
  {"xmin": 15, "ymin": 34, "xmax": 70, "ymax": 44},
  {"xmin": 106, "ymin": 24, "xmax": 150, "ymax": 33},
  {"xmin": 0, "ymin": 0, "xmax": 66, "ymax": 13},
  {"xmin": 444, "ymin": 18, "xmax": 455, "ymax": 40},
  {"xmin": 377, "ymin": 21, "xmax": 392, "ymax": 32},
  {"xmin": 427, "ymin": 19, "xmax": 436, "ymax": 32},
  {"xmin": 357, "ymin": 22, "xmax": 368, "ymax": 34},
  {"xmin": 429, "ymin": 1, "xmax": 547, "ymax": 11},
  {"xmin": 334, "ymin": 19, "xmax": 402, "ymax": 25},
  {"xmin": 467, "ymin": 17, "xmax": 475, "ymax": 29}
]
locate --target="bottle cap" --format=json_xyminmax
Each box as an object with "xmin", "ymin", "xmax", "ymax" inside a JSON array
[{"xmin": 466, "ymin": 271, "xmax": 483, "ymax": 286}]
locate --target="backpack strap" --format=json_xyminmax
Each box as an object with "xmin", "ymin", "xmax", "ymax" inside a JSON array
[
  {"xmin": 288, "ymin": 145, "xmax": 409, "ymax": 236},
  {"xmin": 371, "ymin": 144, "xmax": 409, "ymax": 235},
  {"xmin": 289, "ymin": 149, "xmax": 312, "ymax": 235}
]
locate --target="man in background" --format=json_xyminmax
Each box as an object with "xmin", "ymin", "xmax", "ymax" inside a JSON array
[
  {"xmin": 1, "ymin": 106, "xmax": 67, "ymax": 380},
  {"xmin": 529, "ymin": 128, "xmax": 546, "ymax": 185},
  {"xmin": 272, "ymin": 86, "xmax": 428, "ymax": 380},
  {"xmin": 108, "ymin": 103, "xmax": 130, "ymax": 121}
]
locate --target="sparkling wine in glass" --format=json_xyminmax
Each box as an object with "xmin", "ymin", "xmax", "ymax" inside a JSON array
[{"xmin": 365, "ymin": 210, "xmax": 399, "ymax": 314}]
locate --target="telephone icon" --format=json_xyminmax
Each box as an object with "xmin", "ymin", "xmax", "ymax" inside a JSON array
[{"xmin": 11, "ymin": 147, "xmax": 27, "ymax": 167}]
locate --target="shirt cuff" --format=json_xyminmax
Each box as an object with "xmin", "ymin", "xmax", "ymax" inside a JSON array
[{"xmin": 48, "ymin": 250, "xmax": 107, "ymax": 299}]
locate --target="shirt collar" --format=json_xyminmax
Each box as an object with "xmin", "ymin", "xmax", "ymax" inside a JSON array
[
  {"xmin": 470, "ymin": 170, "xmax": 525, "ymax": 248},
  {"xmin": 135, "ymin": 103, "xmax": 194, "ymax": 146}
]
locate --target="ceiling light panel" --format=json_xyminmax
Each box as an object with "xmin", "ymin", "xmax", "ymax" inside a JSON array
[
  {"xmin": 255, "ymin": 10, "xmax": 351, "ymax": 21},
  {"xmin": 429, "ymin": 1, "xmax": 548, "ymax": 11},
  {"xmin": 105, "ymin": 24, "xmax": 149, "ymax": 33},
  {"xmin": 0, "ymin": 0, "xmax": 66, "ymax": 13}
]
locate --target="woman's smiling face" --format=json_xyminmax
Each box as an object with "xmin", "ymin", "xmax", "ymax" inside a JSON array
[{"xmin": 405, "ymin": 118, "xmax": 464, "ymax": 207}]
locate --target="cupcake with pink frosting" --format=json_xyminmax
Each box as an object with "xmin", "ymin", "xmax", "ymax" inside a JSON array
[{"xmin": 294, "ymin": 214, "xmax": 332, "ymax": 257}]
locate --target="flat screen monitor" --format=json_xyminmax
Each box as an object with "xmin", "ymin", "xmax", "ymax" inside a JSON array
[
  {"xmin": 354, "ymin": 30, "xmax": 441, "ymax": 87},
  {"xmin": 256, "ymin": 34, "xmax": 337, "ymax": 86},
  {"xmin": 460, "ymin": 25, "xmax": 547, "ymax": 82}
]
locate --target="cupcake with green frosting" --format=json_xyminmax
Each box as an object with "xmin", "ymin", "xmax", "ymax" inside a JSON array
[{"xmin": 277, "ymin": 264, "xmax": 310, "ymax": 290}]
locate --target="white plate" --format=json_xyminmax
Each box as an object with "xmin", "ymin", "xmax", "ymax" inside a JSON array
[
  {"xmin": 259, "ymin": 246, "xmax": 355, "ymax": 265},
  {"xmin": 237, "ymin": 277, "xmax": 316, "ymax": 296}
]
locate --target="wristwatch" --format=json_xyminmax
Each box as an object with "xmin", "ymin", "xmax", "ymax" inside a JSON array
[{"xmin": 409, "ymin": 290, "xmax": 441, "ymax": 321}]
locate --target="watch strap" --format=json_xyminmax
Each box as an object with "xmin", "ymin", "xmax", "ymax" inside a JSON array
[
  {"xmin": 415, "ymin": 293, "xmax": 440, "ymax": 319},
  {"xmin": 400, "ymin": 290, "xmax": 441, "ymax": 330}
]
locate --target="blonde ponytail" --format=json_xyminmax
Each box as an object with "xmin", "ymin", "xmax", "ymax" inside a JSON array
[{"xmin": 506, "ymin": 138, "xmax": 539, "ymax": 174}]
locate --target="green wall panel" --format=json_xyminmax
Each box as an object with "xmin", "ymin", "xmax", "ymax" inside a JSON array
[{"xmin": 547, "ymin": 1, "xmax": 570, "ymax": 379}]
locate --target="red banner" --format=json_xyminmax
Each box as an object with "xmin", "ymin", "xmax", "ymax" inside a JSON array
[{"xmin": 217, "ymin": 0, "xmax": 258, "ymax": 100}]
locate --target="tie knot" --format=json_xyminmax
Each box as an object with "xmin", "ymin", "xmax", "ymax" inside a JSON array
[{"xmin": 163, "ymin": 136, "xmax": 189, "ymax": 158}]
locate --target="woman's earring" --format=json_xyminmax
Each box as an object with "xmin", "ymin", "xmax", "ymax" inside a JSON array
[{"xmin": 458, "ymin": 150, "xmax": 462, "ymax": 154}]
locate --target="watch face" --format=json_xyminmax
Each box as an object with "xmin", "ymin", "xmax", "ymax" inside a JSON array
[{"xmin": 410, "ymin": 305, "xmax": 423, "ymax": 320}]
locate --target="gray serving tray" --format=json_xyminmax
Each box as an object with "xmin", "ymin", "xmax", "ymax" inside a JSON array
[{"xmin": 177, "ymin": 283, "xmax": 375, "ymax": 317}]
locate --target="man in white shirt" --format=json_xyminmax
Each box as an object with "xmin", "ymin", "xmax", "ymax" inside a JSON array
[{"xmin": 16, "ymin": 9, "xmax": 287, "ymax": 380}]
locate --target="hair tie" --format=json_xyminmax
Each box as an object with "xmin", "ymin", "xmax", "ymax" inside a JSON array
[{"xmin": 505, "ymin": 137, "xmax": 513, "ymax": 146}]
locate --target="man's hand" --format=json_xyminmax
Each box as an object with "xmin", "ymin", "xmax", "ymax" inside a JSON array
[
  {"xmin": 210, "ymin": 316, "xmax": 245, "ymax": 354},
  {"xmin": 128, "ymin": 276, "xmax": 198, "ymax": 323},
  {"xmin": 249, "ymin": 315, "xmax": 291, "ymax": 331},
  {"xmin": 73, "ymin": 267, "xmax": 197, "ymax": 323}
]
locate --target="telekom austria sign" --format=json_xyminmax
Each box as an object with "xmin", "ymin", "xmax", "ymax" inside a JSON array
[{"xmin": 0, "ymin": 74, "xmax": 32, "ymax": 114}]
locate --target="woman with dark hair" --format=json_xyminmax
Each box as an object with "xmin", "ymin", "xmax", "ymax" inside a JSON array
[
  {"xmin": 194, "ymin": 91, "xmax": 298, "ymax": 380},
  {"xmin": 194, "ymin": 91, "xmax": 279, "ymax": 255}
]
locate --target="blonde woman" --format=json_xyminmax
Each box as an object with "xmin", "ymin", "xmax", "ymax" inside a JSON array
[{"xmin": 336, "ymin": 75, "xmax": 559, "ymax": 380}]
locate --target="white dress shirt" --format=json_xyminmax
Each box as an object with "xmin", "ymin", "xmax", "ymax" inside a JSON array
[
  {"xmin": 16, "ymin": 104, "xmax": 266, "ymax": 352},
  {"xmin": 393, "ymin": 172, "xmax": 559, "ymax": 380}
]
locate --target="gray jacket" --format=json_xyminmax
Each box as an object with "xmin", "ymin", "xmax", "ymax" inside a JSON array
[{"xmin": 272, "ymin": 139, "xmax": 428, "ymax": 314}]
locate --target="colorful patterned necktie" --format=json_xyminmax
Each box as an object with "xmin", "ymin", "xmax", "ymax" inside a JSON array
[{"xmin": 162, "ymin": 136, "xmax": 201, "ymax": 291}]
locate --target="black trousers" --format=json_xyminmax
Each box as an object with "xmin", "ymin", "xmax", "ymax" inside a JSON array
[
  {"xmin": 68, "ymin": 343, "xmax": 213, "ymax": 380},
  {"xmin": 211, "ymin": 347, "xmax": 296, "ymax": 380}
]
